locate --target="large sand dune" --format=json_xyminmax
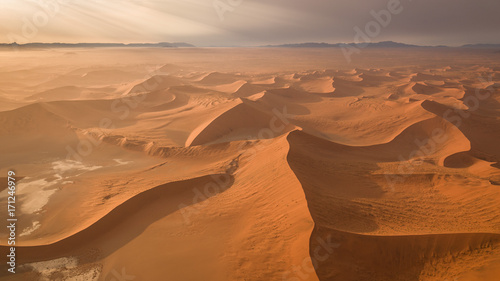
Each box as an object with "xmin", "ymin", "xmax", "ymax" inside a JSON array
[{"xmin": 0, "ymin": 48, "xmax": 500, "ymax": 281}]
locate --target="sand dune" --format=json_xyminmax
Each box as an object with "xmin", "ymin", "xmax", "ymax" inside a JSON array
[
  {"xmin": 128, "ymin": 75, "xmax": 185, "ymax": 94},
  {"xmin": 310, "ymin": 228, "xmax": 500, "ymax": 281},
  {"xmin": 422, "ymin": 100, "xmax": 500, "ymax": 163},
  {"xmin": 0, "ymin": 103, "xmax": 69, "ymax": 134},
  {"xmin": 7, "ymin": 174, "xmax": 234, "ymax": 260},
  {"xmin": 25, "ymin": 86, "xmax": 85, "ymax": 102},
  {"xmin": 198, "ymin": 72, "xmax": 244, "ymax": 86},
  {"xmin": 294, "ymin": 76, "xmax": 335, "ymax": 93},
  {"xmin": 187, "ymin": 100, "xmax": 295, "ymax": 146},
  {"xmin": 1, "ymin": 48, "xmax": 500, "ymax": 281}
]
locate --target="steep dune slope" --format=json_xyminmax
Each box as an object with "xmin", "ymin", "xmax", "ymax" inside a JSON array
[
  {"xmin": 286, "ymin": 126, "xmax": 500, "ymax": 280},
  {"xmin": 1, "ymin": 135, "xmax": 317, "ymax": 281}
]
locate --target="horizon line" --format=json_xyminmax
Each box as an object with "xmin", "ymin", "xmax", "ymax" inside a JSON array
[{"xmin": 1, "ymin": 41, "xmax": 500, "ymax": 48}]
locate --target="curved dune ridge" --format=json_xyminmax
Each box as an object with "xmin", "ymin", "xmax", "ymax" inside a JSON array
[
  {"xmin": 1, "ymin": 174, "xmax": 234, "ymax": 260},
  {"xmin": 286, "ymin": 128, "xmax": 500, "ymax": 280},
  {"xmin": 186, "ymin": 99, "xmax": 296, "ymax": 146},
  {"xmin": 1, "ymin": 50, "xmax": 500, "ymax": 281},
  {"xmin": 294, "ymin": 76, "xmax": 335, "ymax": 94}
]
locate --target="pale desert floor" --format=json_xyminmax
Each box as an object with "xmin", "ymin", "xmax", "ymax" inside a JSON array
[{"xmin": 0, "ymin": 47, "xmax": 500, "ymax": 281}]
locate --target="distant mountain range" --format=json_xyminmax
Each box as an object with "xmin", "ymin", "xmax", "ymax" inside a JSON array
[
  {"xmin": 0, "ymin": 41, "xmax": 499, "ymax": 49},
  {"xmin": 0, "ymin": 42, "xmax": 195, "ymax": 48},
  {"xmin": 262, "ymin": 41, "xmax": 421, "ymax": 48},
  {"xmin": 262, "ymin": 41, "xmax": 500, "ymax": 49},
  {"xmin": 461, "ymin": 43, "xmax": 500, "ymax": 48}
]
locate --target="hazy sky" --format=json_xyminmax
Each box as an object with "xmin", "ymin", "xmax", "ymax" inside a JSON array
[{"xmin": 1, "ymin": 0, "xmax": 499, "ymax": 46}]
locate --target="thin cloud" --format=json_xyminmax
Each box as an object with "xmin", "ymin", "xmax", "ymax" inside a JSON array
[{"xmin": 0, "ymin": 0, "xmax": 498, "ymax": 46}]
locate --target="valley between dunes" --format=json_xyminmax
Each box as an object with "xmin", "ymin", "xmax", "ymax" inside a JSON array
[{"xmin": 1, "ymin": 48, "xmax": 500, "ymax": 281}]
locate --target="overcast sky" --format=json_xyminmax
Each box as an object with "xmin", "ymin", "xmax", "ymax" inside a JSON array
[{"xmin": 1, "ymin": 0, "xmax": 499, "ymax": 46}]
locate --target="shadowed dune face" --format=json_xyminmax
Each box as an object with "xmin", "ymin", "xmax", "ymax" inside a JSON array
[
  {"xmin": 309, "ymin": 228, "xmax": 500, "ymax": 281},
  {"xmin": 286, "ymin": 130, "xmax": 500, "ymax": 280},
  {"xmin": 1, "ymin": 48, "xmax": 500, "ymax": 281}
]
